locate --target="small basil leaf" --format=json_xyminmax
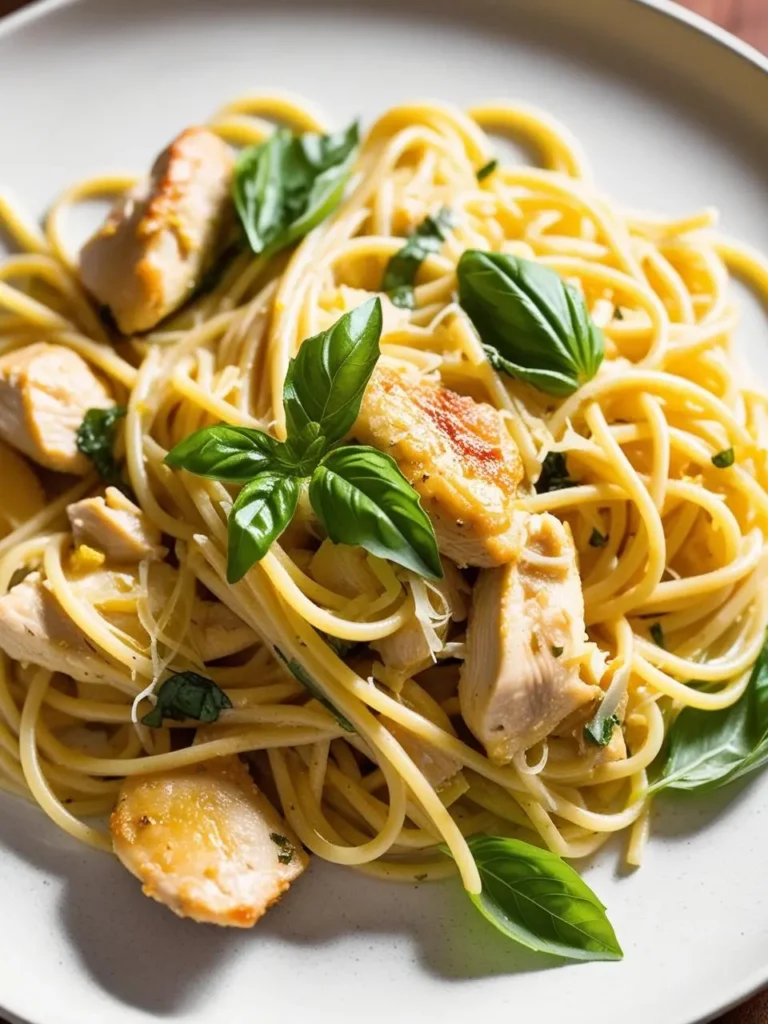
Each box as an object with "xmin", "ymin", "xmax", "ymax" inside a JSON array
[
  {"xmin": 712, "ymin": 447, "xmax": 735, "ymax": 469},
  {"xmin": 274, "ymin": 647, "xmax": 354, "ymax": 732},
  {"xmin": 382, "ymin": 207, "xmax": 455, "ymax": 297},
  {"xmin": 651, "ymin": 638, "xmax": 768, "ymax": 794},
  {"xmin": 141, "ymin": 671, "xmax": 232, "ymax": 728},
  {"xmin": 165, "ymin": 424, "xmax": 288, "ymax": 482},
  {"xmin": 227, "ymin": 473, "xmax": 299, "ymax": 583},
  {"xmin": 584, "ymin": 712, "xmax": 620, "ymax": 747},
  {"xmin": 283, "ymin": 298, "xmax": 382, "ymax": 444},
  {"xmin": 476, "ymin": 159, "xmax": 498, "ymax": 182},
  {"xmin": 535, "ymin": 452, "xmax": 576, "ymax": 493},
  {"xmin": 76, "ymin": 405, "xmax": 126, "ymax": 485},
  {"xmin": 388, "ymin": 285, "xmax": 416, "ymax": 310},
  {"xmin": 445, "ymin": 836, "xmax": 622, "ymax": 962},
  {"xmin": 281, "ymin": 422, "xmax": 329, "ymax": 476},
  {"xmin": 309, "ymin": 445, "xmax": 442, "ymax": 580},
  {"xmin": 589, "ymin": 529, "xmax": 608, "ymax": 548},
  {"xmin": 233, "ymin": 122, "xmax": 359, "ymax": 257},
  {"xmin": 458, "ymin": 250, "xmax": 604, "ymax": 397}
]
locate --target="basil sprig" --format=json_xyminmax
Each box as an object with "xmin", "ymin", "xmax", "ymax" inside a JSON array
[
  {"xmin": 76, "ymin": 405, "xmax": 127, "ymax": 485},
  {"xmin": 444, "ymin": 836, "xmax": 622, "ymax": 962},
  {"xmin": 382, "ymin": 207, "xmax": 456, "ymax": 310},
  {"xmin": 141, "ymin": 671, "xmax": 232, "ymax": 728},
  {"xmin": 651, "ymin": 636, "xmax": 768, "ymax": 794},
  {"xmin": 457, "ymin": 250, "xmax": 604, "ymax": 396},
  {"xmin": 165, "ymin": 298, "xmax": 441, "ymax": 584},
  {"xmin": 233, "ymin": 122, "xmax": 359, "ymax": 256}
]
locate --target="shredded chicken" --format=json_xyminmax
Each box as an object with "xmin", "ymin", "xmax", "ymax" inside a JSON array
[
  {"xmin": 67, "ymin": 487, "xmax": 165, "ymax": 564},
  {"xmin": 459, "ymin": 513, "xmax": 599, "ymax": 764},
  {"xmin": 111, "ymin": 756, "xmax": 308, "ymax": 926},
  {"xmin": 79, "ymin": 127, "xmax": 234, "ymax": 334},
  {"xmin": 0, "ymin": 343, "xmax": 112, "ymax": 473},
  {"xmin": 354, "ymin": 368, "xmax": 524, "ymax": 566}
]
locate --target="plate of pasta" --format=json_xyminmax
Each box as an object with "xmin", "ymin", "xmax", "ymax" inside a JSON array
[{"xmin": 1, "ymin": 0, "xmax": 768, "ymax": 1022}]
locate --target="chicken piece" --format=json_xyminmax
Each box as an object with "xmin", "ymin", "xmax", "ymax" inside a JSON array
[
  {"xmin": 80, "ymin": 127, "xmax": 234, "ymax": 334},
  {"xmin": 0, "ymin": 565, "xmax": 256, "ymax": 687},
  {"xmin": 354, "ymin": 368, "xmax": 524, "ymax": 567},
  {"xmin": 0, "ymin": 572, "xmax": 127, "ymax": 686},
  {"xmin": 67, "ymin": 487, "xmax": 165, "ymax": 564},
  {"xmin": 383, "ymin": 680, "xmax": 462, "ymax": 791},
  {"xmin": 0, "ymin": 343, "xmax": 112, "ymax": 474},
  {"xmin": 459, "ymin": 513, "xmax": 599, "ymax": 764},
  {"xmin": 111, "ymin": 756, "xmax": 308, "ymax": 926},
  {"xmin": 0, "ymin": 439, "xmax": 46, "ymax": 536}
]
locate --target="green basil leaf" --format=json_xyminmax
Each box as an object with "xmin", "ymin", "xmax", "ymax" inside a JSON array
[
  {"xmin": 274, "ymin": 647, "xmax": 354, "ymax": 732},
  {"xmin": 535, "ymin": 452, "xmax": 576, "ymax": 494},
  {"xmin": 651, "ymin": 638, "xmax": 768, "ymax": 794},
  {"xmin": 458, "ymin": 250, "xmax": 604, "ymax": 396},
  {"xmin": 584, "ymin": 712, "xmax": 620, "ymax": 747},
  {"xmin": 281, "ymin": 421, "xmax": 329, "ymax": 476},
  {"xmin": 476, "ymin": 159, "xmax": 498, "ymax": 182},
  {"xmin": 76, "ymin": 405, "xmax": 126, "ymax": 485},
  {"xmin": 446, "ymin": 836, "xmax": 622, "ymax": 962},
  {"xmin": 227, "ymin": 473, "xmax": 299, "ymax": 583},
  {"xmin": 309, "ymin": 445, "xmax": 442, "ymax": 580},
  {"xmin": 382, "ymin": 206, "xmax": 455, "ymax": 297},
  {"xmin": 283, "ymin": 298, "xmax": 382, "ymax": 444},
  {"xmin": 233, "ymin": 122, "xmax": 359, "ymax": 256},
  {"xmin": 165, "ymin": 424, "xmax": 288, "ymax": 482},
  {"xmin": 712, "ymin": 447, "xmax": 735, "ymax": 469},
  {"xmin": 141, "ymin": 671, "xmax": 232, "ymax": 728},
  {"xmin": 589, "ymin": 529, "xmax": 608, "ymax": 548}
]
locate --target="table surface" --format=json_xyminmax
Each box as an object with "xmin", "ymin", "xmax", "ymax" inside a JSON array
[{"xmin": 0, "ymin": 0, "xmax": 766, "ymax": 1022}]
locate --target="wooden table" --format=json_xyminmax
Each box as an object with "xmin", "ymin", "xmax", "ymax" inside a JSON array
[{"xmin": 0, "ymin": 0, "xmax": 766, "ymax": 1022}]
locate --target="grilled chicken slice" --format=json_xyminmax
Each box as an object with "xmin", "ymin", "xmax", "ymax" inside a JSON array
[
  {"xmin": 80, "ymin": 127, "xmax": 234, "ymax": 334},
  {"xmin": 354, "ymin": 368, "xmax": 524, "ymax": 567},
  {"xmin": 459, "ymin": 513, "xmax": 598, "ymax": 764},
  {"xmin": 67, "ymin": 487, "xmax": 165, "ymax": 564},
  {"xmin": 0, "ymin": 343, "xmax": 112, "ymax": 474},
  {"xmin": 0, "ymin": 566, "xmax": 255, "ymax": 686},
  {"xmin": 111, "ymin": 756, "xmax": 308, "ymax": 926}
]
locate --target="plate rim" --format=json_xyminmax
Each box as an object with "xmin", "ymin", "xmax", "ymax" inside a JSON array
[{"xmin": 0, "ymin": 1, "xmax": 766, "ymax": 1022}]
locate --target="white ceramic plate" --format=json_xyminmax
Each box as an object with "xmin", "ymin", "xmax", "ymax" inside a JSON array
[{"xmin": 1, "ymin": 1, "xmax": 768, "ymax": 1022}]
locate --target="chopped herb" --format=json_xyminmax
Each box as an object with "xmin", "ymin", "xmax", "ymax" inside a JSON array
[
  {"xmin": 613, "ymin": 307, "xmax": 624, "ymax": 321},
  {"xmin": 8, "ymin": 565, "xmax": 33, "ymax": 590},
  {"xmin": 589, "ymin": 528, "xmax": 608, "ymax": 548},
  {"xmin": 76, "ymin": 405, "xmax": 127, "ymax": 486},
  {"xmin": 382, "ymin": 206, "xmax": 456, "ymax": 302},
  {"xmin": 535, "ymin": 452, "xmax": 576, "ymax": 494},
  {"xmin": 476, "ymin": 159, "xmax": 498, "ymax": 182},
  {"xmin": 712, "ymin": 447, "xmax": 735, "ymax": 469},
  {"xmin": 550, "ymin": 645, "xmax": 564, "ymax": 658},
  {"xmin": 274, "ymin": 647, "xmax": 355, "ymax": 732},
  {"xmin": 584, "ymin": 712, "xmax": 620, "ymax": 747},
  {"xmin": 141, "ymin": 671, "xmax": 232, "ymax": 728},
  {"xmin": 270, "ymin": 832, "xmax": 294, "ymax": 864},
  {"xmin": 650, "ymin": 622, "xmax": 665, "ymax": 648}
]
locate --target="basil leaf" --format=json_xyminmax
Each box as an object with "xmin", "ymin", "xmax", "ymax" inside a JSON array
[
  {"xmin": 382, "ymin": 206, "xmax": 455, "ymax": 298},
  {"xmin": 476, "ymin": 159, "xmax": 498, "ymax": 182},
  {"xmin": 712, "ymin": 447, "xmax": 735, "ymax": 469},
  {"xmin": 233, "ymin": 122, "xmax": 359, "ymax": 256},
  {"xmin": 584, "ymin": 712, "xmax": 620, "ymax": 747},
  {"xmin": 281, "ymin": 422, "xmax": 329, "ymax": 476},
  {"xmin": 141, "ymin": 671, "xmax": 232, "ymax": 728},
  {"xmin": 76, "ymin": 405, "xmax": 126, "ymax": 485},
  {"xmin": 589, "ymin": 529, "xmax": 608, "ymax": 548},
  {"xmin": 446, "ymin": 836, "xmax": 622, "ymax": 962},
  {"xmin": 227, "ymin": 473, "xmax": 299, "ymax": 583},
  {"xmin": 165, "ymin": 424, "xmax": 287, "ymax": 482},
  {"xmin": 274, "ymin": 647, "xmax": 354, "ymax": 732},
  {"xmin": 535, "ymin": 452, "xmax": 575, "ymax": 493},
  {"xmin": 458, "ymin": 250, "xmax": 604, "ymax": 396},
  {"xmin": 283, "ymin": 298, "xmax": 382, "ymax": 444},
  {"xmin": 309, "ymin": 445, "xmax": 442, "ymax": 580},
  {"xmin": 651, "ymin": 638, "xmax": 768, "ymax": 794}
]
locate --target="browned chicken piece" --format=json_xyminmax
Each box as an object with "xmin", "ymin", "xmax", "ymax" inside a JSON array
[
  {"xmin": 354, "ymin": 368, "xmax": 524, "ymax": 567},
  {"xmin": 383, "ymin": 680, "xmax": 463, "ymax": 791},
  {"xmin": 459, "ymin": 513, "xmax": 599, "ymax": 764},
  {"xmin": 80, "ymin": 127, "xmax": 234, "ymax": 334},
  {"xmin": 0, "ymin": 566, "xmax": 256, "ymax": 686},
  {"xmin": 111, "ymin": 756, "xmax": 308, "ymax": 926},
  {"xmin": 67, "ymin": 487, "xmax": 165, "ymax": 564},
  {"xmin": 0, "ymin": 343, "xmax": 112, "ymax": 474}
]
